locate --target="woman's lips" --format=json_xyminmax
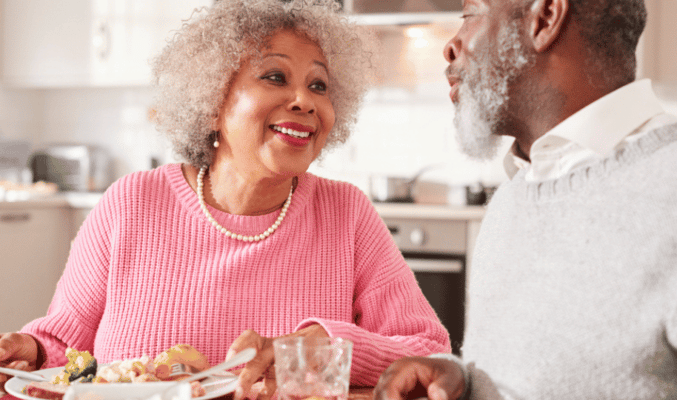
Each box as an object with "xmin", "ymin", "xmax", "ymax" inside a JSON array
[
  {"xmin": 276, "ymin": 122, "xmax": 315, "ymax": 134},
  {"xmin": 271, "ymin": 123, "xmax": 314, "ymax": 146}
]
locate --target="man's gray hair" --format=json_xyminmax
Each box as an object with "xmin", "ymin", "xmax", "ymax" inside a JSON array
[{"xmin": 568, "ymin": 0, "xmax": 647, "ymax": 89}]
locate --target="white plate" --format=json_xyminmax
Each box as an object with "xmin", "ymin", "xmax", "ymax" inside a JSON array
[
  {"xmin": 4, "ymin": 368, "xmax": 54, "ymax": 400},
  {"xmin": 5, "ymin": 367, "xmax": 238, "ymax": 400}
]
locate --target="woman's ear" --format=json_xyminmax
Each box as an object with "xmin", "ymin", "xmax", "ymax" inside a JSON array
[
  {"xmin": 211, "ymin": 113, "xmax": 221, "ymax": 132},
  {"xmin": 528, "ymin": 0, "xmax": 569, "ymax": 52}
]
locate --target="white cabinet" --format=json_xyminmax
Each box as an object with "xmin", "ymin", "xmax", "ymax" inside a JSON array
[
  {"xmin": 1, "ymin": 0, "xmax": 212, "ymax": 87},
  {"xmin": 0, "ymin": 204, "xmax": 72, "ymax": 332},
  {"xmin": 637, "ymin": 0, "xmax": 677, "ymax": 83},
  {"xmin": 70, "ymin": 207, "xmax": 94, "ymax": 239}
]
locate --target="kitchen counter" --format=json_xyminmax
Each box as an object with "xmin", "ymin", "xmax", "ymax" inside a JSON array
[
  {"xmin": 372, "ymin": 202, "xmax": 486, "ymax": 220},
  {"xmin": 0, "ymin": 192, "xmax": 103, "ymax": 209},
  {"xmin": 2, "ymin": 193, "xmax": 487, "ymax": 219}
]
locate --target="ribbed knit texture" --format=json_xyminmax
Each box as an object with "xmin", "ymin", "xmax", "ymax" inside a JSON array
[
  {"xmin": 459, "ymin": 124, "xmax": 677, "ymax": 399},
  {"xmin": 21, "ymin": 164, "xmax": 450, "ymax": 386}
]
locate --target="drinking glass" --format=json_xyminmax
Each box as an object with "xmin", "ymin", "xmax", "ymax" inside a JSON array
[{"xmin": 273, "ymin": 337, "xmax": 353, "ymax": 400}]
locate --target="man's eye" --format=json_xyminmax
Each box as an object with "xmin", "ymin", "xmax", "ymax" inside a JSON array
[{"xmin": 461, "ymin": 14, "xmax": 475, "ymax": 19}]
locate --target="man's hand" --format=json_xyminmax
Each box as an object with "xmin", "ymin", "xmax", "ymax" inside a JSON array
[
  {"xmin": 227, "ymin": 324, "xmax": 329, "ymax": 400},
  {"xmin": 374, "ymin": 356, "xmax": 466, "ymax": 400}
]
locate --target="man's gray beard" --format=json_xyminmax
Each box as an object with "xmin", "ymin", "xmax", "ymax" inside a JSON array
[{"xmin": 453, "ymin": 20, "xmax": 534, "ymax": 161}]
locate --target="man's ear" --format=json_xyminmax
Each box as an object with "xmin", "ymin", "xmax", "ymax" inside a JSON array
[{"xmin": 528, "ymin": 0, "xmax": 569, "ymax": 52}]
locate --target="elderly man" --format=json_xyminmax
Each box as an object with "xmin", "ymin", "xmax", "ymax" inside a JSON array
[{"xmin": 374, "ymin": 0, "xmax": 677, "ymax": 399}]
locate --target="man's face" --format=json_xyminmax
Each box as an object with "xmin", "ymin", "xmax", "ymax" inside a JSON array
[{"xmin": 444, "ymin": 0, "xmax": 535, "ymax": 160}]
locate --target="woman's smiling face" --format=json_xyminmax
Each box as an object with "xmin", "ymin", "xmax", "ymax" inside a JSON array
[{"xmin": 215, "ymin": 29, "xmax": 335, "ymax": 179}]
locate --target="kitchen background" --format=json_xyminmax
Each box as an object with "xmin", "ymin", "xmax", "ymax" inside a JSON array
[
  {"xmin": 1, "ymin": 0, "xmax": 677, "ymax": 196},
  {"xmin": 1, "ymin": 0, "xmax": 676, "ymax": 339}
]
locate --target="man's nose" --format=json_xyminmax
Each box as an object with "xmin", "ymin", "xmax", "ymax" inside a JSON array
[{"xmin": 443, "ymin": 35, "xmax": 460, "ymax": 63}]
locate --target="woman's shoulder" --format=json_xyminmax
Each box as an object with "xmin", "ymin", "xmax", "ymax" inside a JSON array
[
  {"xmin": 107, "ymin": 163, "xmax": 168, "ymax": 189},
  {"xmin": 296, "ymin": 173, "xmax": 379, "ymax": 223},
  {"xmin": 301, "ymin": 173, "xmax": 371, "ymax": 206},
  {"xmin": 101, "ymin": 163, "xmax": 185, "ymax": 205}
]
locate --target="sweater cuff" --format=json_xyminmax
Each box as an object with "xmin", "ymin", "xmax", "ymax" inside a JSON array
[
  {"xmin": 295, "ymin": 319, "xmax": 369, "ymax": 347},
  {"xmin": 429, "ymin": 353, "xmax": 471, "ymax": 400},
  {"xmin": 295, "ymin": 318, "xmax": 326, "ymax": 334}
]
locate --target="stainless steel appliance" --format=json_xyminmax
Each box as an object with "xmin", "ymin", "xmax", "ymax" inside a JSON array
[
  {"xmin": 30, "ymin": 144, "xmax": 114, "ymax": 192},
  {"xmin": 0, "ymin": 140, "xmax": 31, "ymax": 183},
  {"xmin": 381, "ymin": 211, "xmax": 468, "ymax": 355}
]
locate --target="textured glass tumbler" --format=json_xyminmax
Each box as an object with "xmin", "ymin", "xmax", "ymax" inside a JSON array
[{"xmin": 273, "ymin": 337, "xmax": 353, "ymax": 400}]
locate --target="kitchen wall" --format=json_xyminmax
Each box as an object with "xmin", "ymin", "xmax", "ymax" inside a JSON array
[
  {"xmin": 0, "ymin": 88, "xmax": 43, "ymax": 142},
  {"xmin": 39, "ymin": 87, "xmax": 166, "ymax": 179},
  {"xmin": 0, "ymin": 18, "xmax": 513, "ymax": 198}
]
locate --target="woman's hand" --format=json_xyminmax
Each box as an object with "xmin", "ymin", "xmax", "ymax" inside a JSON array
[
  {"xmin": 227, "ymin": 324, "xmax": 329, "ymax": 400},
  {"xmin": 0, "ymin": 332, "xmax": 40, "ymax": 389},
  {"xmin": 373, "ymin": 356, "xmax": 466, "ymax": 400}
]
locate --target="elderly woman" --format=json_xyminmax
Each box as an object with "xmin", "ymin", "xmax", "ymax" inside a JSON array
[{"xmin": 0, "ymin": 0, "xmax": 450, "ymax": 397}]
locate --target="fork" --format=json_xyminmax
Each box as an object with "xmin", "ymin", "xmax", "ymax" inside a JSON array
[
  {"xmin": 0, "ymin": 366, "xmax": 48, "ymax": 382},
  {"xmin": 167, "ymin": 361, "xmax": 240, "ymax": 379},
  {"xmin": 167, "ymin": 363, "xmax": 197, "ymax": 378},
  {"xmin": 144, "ymin": 347, "xmax": 256, "ymax": 400}
]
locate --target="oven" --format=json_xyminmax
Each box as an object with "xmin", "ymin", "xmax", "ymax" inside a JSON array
[{"xmin": 378, "ymin": 207, "xmax": 476, "ymax": 355}]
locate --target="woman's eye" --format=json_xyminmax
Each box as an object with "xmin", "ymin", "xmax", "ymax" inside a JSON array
[
  {"xmin": 263, "ymin": 72, "xmax": 286, "ymax": 84},
  {"xmin": 310, "ymin": 80, "xmax": 327, "ymax": 92}
]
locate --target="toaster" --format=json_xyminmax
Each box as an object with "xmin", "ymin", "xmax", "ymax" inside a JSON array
[{"xmin": 30, "ymin": 144, "xmax": 114, "ymax": 192}]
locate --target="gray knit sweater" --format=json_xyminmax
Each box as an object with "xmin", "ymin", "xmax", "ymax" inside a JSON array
[{"xmin": 459, "ymin": 124, "xmax": 677, "ymax": 399}]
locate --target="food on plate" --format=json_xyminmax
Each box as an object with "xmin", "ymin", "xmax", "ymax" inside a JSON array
[
  {"xmin": 92, "ymin": 354, "xmax": 160, "ymax": 383},
  {"xmin": 190, "ymin": 381, "xmax": 207, "ymax": 398},
  {"xmin": 21, "ymin": 345, "xmax": 214, "ymax": 400},
  {"xmin": 50, "ymin": 348, "xmax": 97, "ymax": 384},
  {"xmin": 23, "ymin": 381, "xmax": 68, "ymax": 400},
  {"xmin": 154, "ymin": 344, "xmax": 211, "ymax": 380}
]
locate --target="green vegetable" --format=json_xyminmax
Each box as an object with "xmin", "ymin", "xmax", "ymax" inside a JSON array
[{"xmin": 63, "ymin": 348, "xmax": 98, "ymax": 382}]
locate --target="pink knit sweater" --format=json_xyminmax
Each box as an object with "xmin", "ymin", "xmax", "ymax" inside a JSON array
[{"xmin": 22, "ymin": 163, "xmax": 450, "ymax": 385}]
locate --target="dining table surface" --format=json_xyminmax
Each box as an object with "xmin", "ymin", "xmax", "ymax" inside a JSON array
[{"xmin": 0, "ymin": 386, "xmax": 375, "ymax": 400}]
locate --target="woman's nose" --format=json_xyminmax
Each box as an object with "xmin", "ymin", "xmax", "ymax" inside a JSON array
[{"xmin": 288, "ymin": 88, "xmax": 315, "ymax": 114}]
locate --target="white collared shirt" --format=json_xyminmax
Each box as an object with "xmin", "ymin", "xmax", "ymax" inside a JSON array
[{"xmin": 504, "ymin": 79, "xmax": 677, "ymax": 181}]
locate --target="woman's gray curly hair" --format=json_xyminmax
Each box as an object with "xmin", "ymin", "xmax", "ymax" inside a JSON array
[{"xmin": 151, "ymin": 0, "xmax": 375, "ymax": 168}]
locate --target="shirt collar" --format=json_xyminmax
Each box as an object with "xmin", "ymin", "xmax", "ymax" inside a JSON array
[{"xmin": 503, "ymin": 79, "xmax": 666, "ymax": 178}]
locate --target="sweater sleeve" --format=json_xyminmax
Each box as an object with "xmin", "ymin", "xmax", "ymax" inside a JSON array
[
  {"xmin": 20, "ymin": 182, "xmax": 117, "ymax": 368},
  {"xmin": 297, "ymin": 189, "xmax": 451, "ymax": 385}
]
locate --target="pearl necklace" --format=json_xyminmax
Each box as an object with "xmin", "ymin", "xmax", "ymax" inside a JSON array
[{"xmin": 197, "ymin": 166, "xmax": 293, "ymax": 242}]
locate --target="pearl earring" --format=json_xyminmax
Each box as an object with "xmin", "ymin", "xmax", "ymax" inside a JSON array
[{"xmin": 212, "ymin": 130, "xmax": 220, "ymax": 148}]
